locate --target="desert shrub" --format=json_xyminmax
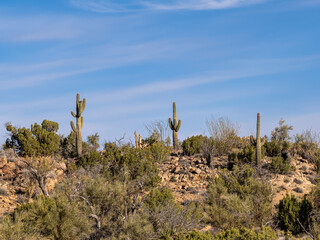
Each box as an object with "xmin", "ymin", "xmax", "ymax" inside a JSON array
[
  {"xmin": 79, "ymin": 177, "xmax": 141, "ymax": 238},
  {"xmin": 278, "ymin": 193, "xmax": 312, "ymax": 235},
  {"xmin": 0, "ymin": 214, "xmax": 41, "ymax": 240},
  {"xmin": 182, "ymin": 135, "xmax": 206, "ymax": 156},
  {"xmin": 87, "ymin": 133, "xmax": 100, "ymax": 151},
  {"xmin": 308, "ymin": 183, "xmax": 320, "ymax": 238},
  {"xmin": 214, "ymin": 226, "xmax": 277, "ymax": 240},
  {"xmin": 264, "ymin": 119, "xmax": 293, "ymax": 157},
  {"xmin": 206, "ymin": 117, "xmax": 240, "ymax": 157},
  {"xmin": 269, "ymin": 152, "xmax": 295, "ymax": 174},
  {"xmin": 118, "ymin": 213, "xmax": 155, "ymax": 240},
  {"xmin": 228, "ymin": 145, "xmax": 256, "ymax": 169},
  {"xmin": 264, "ymin": 140, "xmax": 282, "ymax": 157},
  {"xmin": 144, "ymin": 187, "xmax": 203, "ymax": 238},
  {"xmin": 143, "ymin": 129, "xmax": 163, "ymax": 146},
  {"xmin": 103, "ymin": 143, "xmax": 160, "ymax": 188},
  {"xmin": 176, "ymin": 230, "xmax": 213, "ymax": 240},
  {"xmin": 206, "ymin": 165, "xmax": 273, "ymax": 230},
  {"xmin": 4, "ymin": 195, "xmax": 92, "ymax": 240},
  {"xmin": 148, "ymin": 141, "xmax": 170, "ymax": 163},
  {"xmin": 271, "ymin": 118, "xmax": 293, "ymax": 143},
  {"xmin": 77, "ymin": 150, "xmax": 105, "ymax": 168},
  {"xmin": 293, "ymin": 129, "xmax": 319, "ymax": 161},
  {"xmin": 58, "ymin": 131, "xmax": 77, "ymax": 158},
  {"xmin": 144, "ymin": 187, "xmax": 175, "ymax": 212},
  {"xmin": 145, "ymin": 120, "xmax": 171, "ymax": 145},
  {"xmin": 201, "ymin": 137, "xmax": 216, "ymax": 166},
  {"xmin": 5, "ymin": 120, "xmax": 60, "ymax": 157}
]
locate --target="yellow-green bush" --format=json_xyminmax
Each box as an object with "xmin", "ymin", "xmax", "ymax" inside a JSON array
[{"xmin": 206, "ymin": 165, "xmax": 273, "ymax": 230}]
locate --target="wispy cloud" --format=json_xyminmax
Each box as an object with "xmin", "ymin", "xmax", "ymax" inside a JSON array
[
  {"xmin": 0, "ymin": 39, "xmax": 189, "ymax": 89},
  {"xmin": 70, "ymin": 0, "xmax": 267, "ymax": 12},
  {"xmin": 0, "ymin": 15, "xmax": 84, "ymax": 43}
]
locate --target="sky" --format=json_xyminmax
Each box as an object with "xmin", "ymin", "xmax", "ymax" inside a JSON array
[{"xmin": 0, "ymin": 0, "xmax": 320, "ymax": 146}]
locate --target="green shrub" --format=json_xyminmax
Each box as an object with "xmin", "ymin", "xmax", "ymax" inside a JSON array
[
  {"xmin": 206, "ymin": 165, "xmax": 273, "ymax": 230},
  {"xmin": 182, "ymin": 135, "xmax": 206, "ymax": 156},
  {"xmin": 118, "ymin": 213, "xmax": 155, "ymax": 240},
  {"xmin": 5, "ymin": 195, "xmax": 92, "ymax": 240},
  {"xmin": 228, "ymin": 145, "xmax": 255, "ymax": 169},
  {"xmin": 176, "ymin": 230, "xmax": 213, "ymax": 240},
  {"xmin": 269, "ymin": 154, "xmax": 294, "ymax": 174},
  {"xmin": 278, "ymin": 193, "xmax": 312, "ymax": 235},
  {"xmin": 293, "ymin": 131, "xmax": 319, "ymax": 161},
  {"xmin": 144, "ymin": 187, "xmax": 175, "ymax": 212},
  {"xmin": 77, "ymin": 150, "xmax": 104, "ymax": 168},
  {"xmin": 306, "ymin": 183, "xmax": 320, "ymax": 238},
  {"xmin": 144, "ymin": 187, "xmax": 202, "ymax": 238},
  {"xmin": 103, "ymin": 143, "xmax": 160, "ymax": 189},
  {"xmin": 5, "ymin": 120, "xmax": 60, "ymax": 157},
  {"xmin": 148, "ymin": 141, "xmax": 170, "ymax": 163},
  {"xmin": 264, "ymin": 140, "xmax": 282, "ymax": 157},
  {"xmin": 214, "ymin": 226, "xmax": 277, "ymax": 240}
]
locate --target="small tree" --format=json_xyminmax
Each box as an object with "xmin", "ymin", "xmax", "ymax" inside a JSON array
[
  {"xmin": 5, "ymin": 120, "xmax": 60, "ymax": 157},
  {"xmin": 271, "ymin": 118, "xmax": 293, "ymax": 143},
  {"xmin": 87, "ymin": 133, "xmax": 100, "ymax": 151}
]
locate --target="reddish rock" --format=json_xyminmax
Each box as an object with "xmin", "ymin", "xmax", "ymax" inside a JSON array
[
  {"xmin": 2, "ymin": 162, "xmax": 17, "ymax": 180},
  {"xmin": 0, "ymin": 156, "xmax": 7, "ymax": 168}
]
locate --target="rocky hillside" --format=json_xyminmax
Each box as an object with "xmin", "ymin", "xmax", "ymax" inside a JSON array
[
  {"xmin": 157, "ymin": 152, "xmax": 318, "ymax": 206},
  {"xmin": 0, "ymin": 149, "xmax": 318, "ymax": 218}
]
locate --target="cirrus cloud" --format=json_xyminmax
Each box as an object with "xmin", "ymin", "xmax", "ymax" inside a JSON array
[{"xmin": 70, "ymin": 0, "xmax": 268, "ymax": 12}]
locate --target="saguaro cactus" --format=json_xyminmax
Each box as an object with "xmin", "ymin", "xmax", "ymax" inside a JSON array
[
  {"xmin": 70, "ymin": 93, "xmax": 86, "ymax": 157},
  {"xmin": 250, "ymin": 112, "xmax": 265, "ymax": 166},
  {"xmin": 168, "ymin": 102, "xmax": 181, "ymax": 151},
  {"xmin": 134, "ymin": 131, "xmax": 142, "ymax": 149}
]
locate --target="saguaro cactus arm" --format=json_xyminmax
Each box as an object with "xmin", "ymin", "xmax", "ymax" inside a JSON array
[{"xmin": 70, "ymin": 121, "xmax": 76, "ymax": 132}]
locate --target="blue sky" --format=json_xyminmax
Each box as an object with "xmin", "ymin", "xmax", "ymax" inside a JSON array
[{"xmin": 1, "ymin": 0, "xmax": 320, "ymax": 146}]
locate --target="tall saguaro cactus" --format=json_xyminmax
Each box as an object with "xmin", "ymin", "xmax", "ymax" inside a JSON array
[
  {"xmin": 250, "ymin": 112, "xmax": 265, "ymax": 166},
  {"xmin": 169, "ymin": 102, "xmax": 181, "ymax": 151},
  {"xmin": 70, "ymin": 93, "xmax": 86, "ymax": 157}
]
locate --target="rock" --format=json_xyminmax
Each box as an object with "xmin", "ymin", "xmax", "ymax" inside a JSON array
[
  {"xmin": 172, "ymin": 166, "xmax": 181, "ymax": 174},
  {"xmin": 2, "ymin": 162, "xmax": 17, "ymax": 180},
  {"xmin": 293, "ymin": 187, "xmax": 304, "ymax": 193},
  {"xmin": 0, "ymin": 155, "xmax": 7, "ymax": 168},
  {"xmin": 190, "ymin": 167, "xmax": 202, "ymax": 174}
]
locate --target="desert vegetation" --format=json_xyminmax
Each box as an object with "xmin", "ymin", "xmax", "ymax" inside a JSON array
[{"xmin": 0, "ymin": 96, "xmax": 320, "ymax": 240}]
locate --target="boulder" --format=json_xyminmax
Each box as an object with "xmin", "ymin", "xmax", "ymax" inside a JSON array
[
  {"xmin": 2, "ymin": 162, "xmax": 17, "ymax": 180},
  {"xmin": 0, "ymin": 155, "xmax": 7, "ymax": 168}
]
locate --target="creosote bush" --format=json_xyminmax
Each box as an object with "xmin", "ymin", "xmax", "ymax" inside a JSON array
[
  {"xmin": 269, "ymin": 152, "xmax": 295, "ymax": 175},
  {"xmin": 182, "ymin": 135, "xmax": 206, "ymax": 156},
  {"xmin": 206, "ymin": 164, "xmax": 273, "ymax": 230}
]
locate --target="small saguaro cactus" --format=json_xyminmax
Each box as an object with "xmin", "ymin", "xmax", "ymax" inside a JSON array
[
  {"xmin": 134, "ymin": 131, "xmax": 142, "ymax": 149},
  {"xmin": 250, "ymin": 112, "xmax": 266, "ymax": 166},
  {"xmin": 70, "ymin": 93, "xmax": 86, "ymax": 157},
  {"xmin": 168, "ymin": 102, "xmax": 181, "ymax": 151}
]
